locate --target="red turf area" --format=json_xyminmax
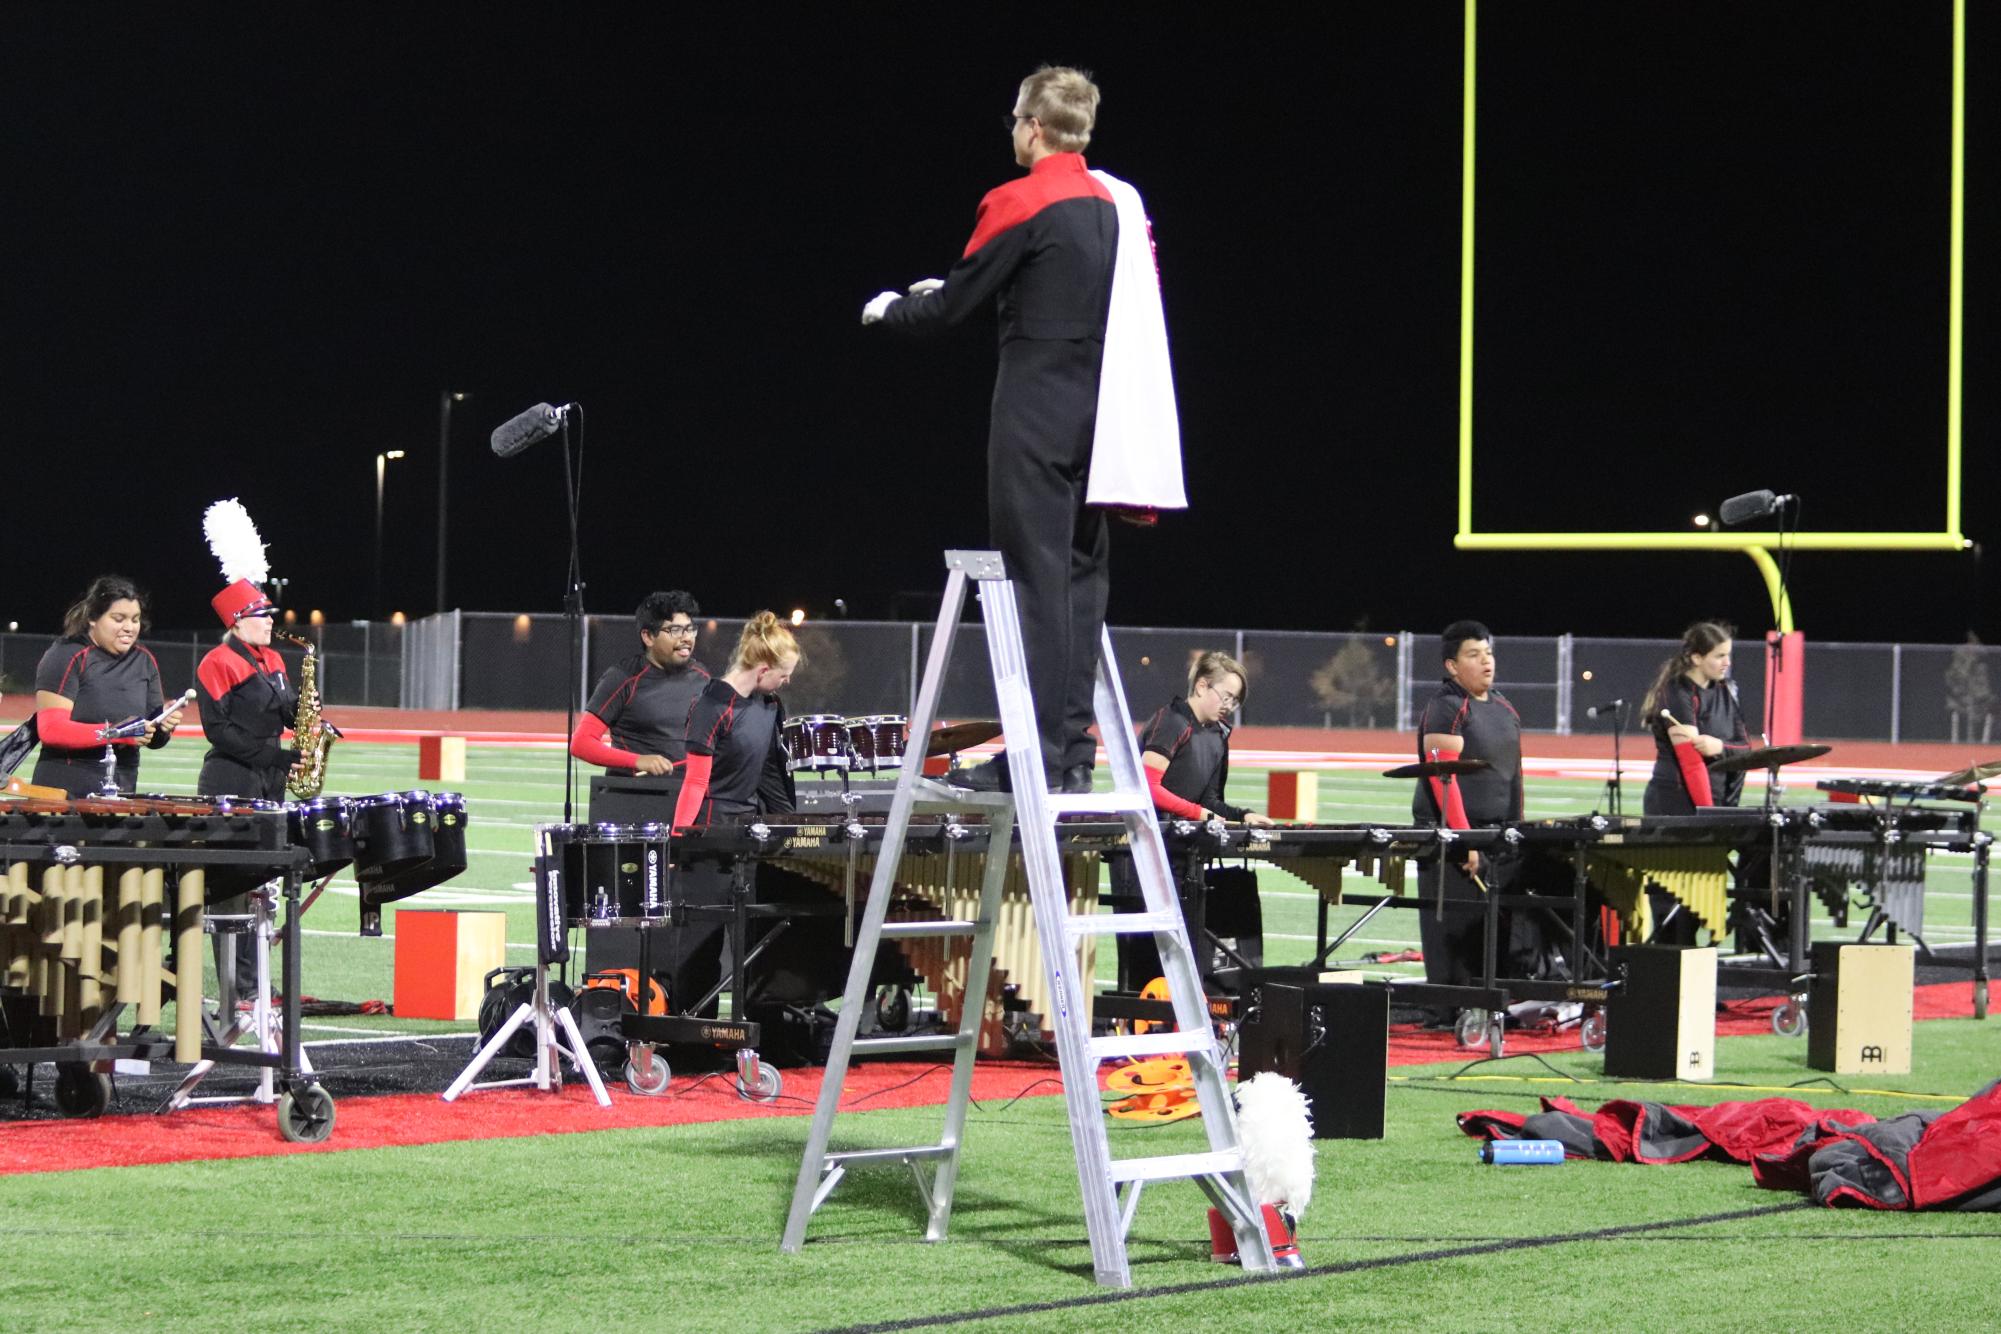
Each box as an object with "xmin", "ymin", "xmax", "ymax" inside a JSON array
[{"xmin": 2, "ymin": 981, "xmax": 1977, "ymax": 1176}]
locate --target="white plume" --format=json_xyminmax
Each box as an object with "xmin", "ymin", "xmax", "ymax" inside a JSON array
[
  {"xmin": 203, "ymin": 498, "xmax": 269, "ymax": 585},
  {"xmin": 1235, "ymin": 1072, "xmax": 1316, "ymax": 1215}
]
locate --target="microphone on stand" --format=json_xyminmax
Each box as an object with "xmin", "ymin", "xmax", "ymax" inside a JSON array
[
  {"xmin": 1717, "ymin": 489, "xmax": 1796, "ymax": 526},
  {"xmin": 490, "ymin": 402, "xmax": 572, "ymax": 459},
  {"xmin": 1584, "ymin": 698, "xmax": 1625, "ymax": 719}
]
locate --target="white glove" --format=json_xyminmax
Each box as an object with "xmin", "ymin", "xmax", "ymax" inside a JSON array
[
  {"xmin": 861, "ymin": 290, "xmax": 902, "ymax": 325},
  {"xmin": 906, "ymin": 278, "xmax": 946, "ymax": 297}
]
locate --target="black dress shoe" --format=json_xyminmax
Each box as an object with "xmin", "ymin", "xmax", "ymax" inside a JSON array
[
  {"xmin": 943, "ymin": 757, "xmax": 1010, "ymax": 791},
  {"xmin": 1059, "ymin": 764, "xmax": 1093, "ymax": 794}
]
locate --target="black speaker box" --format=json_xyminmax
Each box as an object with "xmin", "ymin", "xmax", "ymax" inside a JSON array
[{"xmin": 1237, "ymin": 980, "xmax": 1388, "ymax": 1139}]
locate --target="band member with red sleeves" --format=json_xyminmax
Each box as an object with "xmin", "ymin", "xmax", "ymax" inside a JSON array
[
  {"xmin": 1110, "ymin": 651, "xmax": 1274, "ymax": 989},
  {"xmin": 664, "ymin": 612, "xmax": 799, "ymax": 1033},
  {"xmin": 1411, "ymin": 621, "xmax": 1532, "ymax": 1006},
  {"xmin": 571, "ymin": 590, "xmax": 709, "ymax": 778},
  {"xmin": 863, "ymin": 65, "xmax": 1185, "ymax": 793},
  {"xmin": 1640, "ymin": 620, "xmax": 1750, "ymax": 814},
  {"xmin": 31, "ymin": 575, "xmax": 187, "ymax": 797},
  {"xmin": 195, "ymin": 580, "xmax": 300, "ymax": 803},
  {"xmin": 1639, "ymin": 620, "xmax": 1753, "ymax": 945}
]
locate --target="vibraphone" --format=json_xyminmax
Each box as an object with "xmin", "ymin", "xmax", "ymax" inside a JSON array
[
  {"xmin": 1, "ymin": 790, "xmax": 474, "ymax": 1134},
  {"xmin": 0, "ymin": 795, "xmax": 315, "ymax": 1126}
]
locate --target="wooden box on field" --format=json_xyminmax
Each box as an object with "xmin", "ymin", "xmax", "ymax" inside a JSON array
[
  {"xmin": 394, "ymin": 910, "xmax": 506, "ymax": 1021},
  {"xmin": 1808, "ymin": 942, "xmax": 1914, "ymax": 1074},
  {"xmin": 1604, "ymin": 945, "xmax": 1716, "ymax": 1081}
]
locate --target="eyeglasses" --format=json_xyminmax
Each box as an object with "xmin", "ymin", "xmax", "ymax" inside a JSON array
[
  {"xmin": 1206, "ymin": 684, "xmax": 1240, "ymax": 709},
  {"xmin": 1004, "ymin": 112, "xmax": 1037, "ymax": 131},
  {"xmin": 654, "ymin": 624, "xmax": 698, "ymax": 638}
]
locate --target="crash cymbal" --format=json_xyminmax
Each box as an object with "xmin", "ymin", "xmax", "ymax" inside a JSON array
[
  {"xmin": 1381, "ymin": 758, "xmax": 1492, "ymax": 780},
  {"xmin": 925, "ymin": 720, "xmax": 1004, "ymax": 757},
  {"xmin": 1935, "ymin": 758, "xmax": 2001, "ymax": 787},
  {"xmin": 1707, "ymin": 743, "xmax": 1833, "ymax": 775}
]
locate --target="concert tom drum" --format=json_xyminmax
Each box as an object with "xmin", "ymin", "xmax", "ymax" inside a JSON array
[
  {"xmin": 288, "ymin": 795, "xmax": 355, "ymax": 878},
  {"xmin": 554, "ymin": 822, "xmax": 670, "ymax": 924},
  {"xmin": 781, "ymin": 715, "xmax": 851, "ymax": 772},
  {"xmin": 848, "ymin": 715, "xmax": 909, "ymax": 771},
  {"xmin": 352, "ymin": 791, "xmax": 438, "ymax": 883}
]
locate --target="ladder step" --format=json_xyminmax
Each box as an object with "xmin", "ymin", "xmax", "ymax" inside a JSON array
[
  {"xmin": 1043, "ymin": 791, "xmax": 1154, "ymax": 817},
  {"xmin": 1067, "ymin": 910, "xmax": 1182, "ymax": 938},
  {"xmin": 880, "ymin": 919, "xmax": 979, "ymax": 939},
  {"xmin": 852, "ymin": 1034, "xmax": 969, "ymax": 1055},
  {"xmin": 1107, "ymin": 1148, "xmax": 1246, "ymax": 1185},
  {"xmin": 1091, "ymin": 1029, "xmax": 1220, "ymax": 1063},
  {"xmin": 827, "ymin": 1144, "xmax": 957, "ymax": 1169}
]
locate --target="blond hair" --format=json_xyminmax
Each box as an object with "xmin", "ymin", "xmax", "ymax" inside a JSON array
[
  {"xmin": 1019, "ymin": 66, "xmax": 1099, "ymax": 153},
  {"xmin": 730, "ymin": 611, "xmax": 801, "ymax": 672},
  {"xmin": 1189, "ymin": 650, "xmax": 1248, "ymax": 707}
]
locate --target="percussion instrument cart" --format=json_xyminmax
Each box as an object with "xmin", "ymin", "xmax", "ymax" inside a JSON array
[
  {"xmin": 782, "ymin": 550, "xmax": 1279, "ymax": 1289},
  {"xmin": 0, "ymin": 810, "xmax": 330, "ymax": 1141}
]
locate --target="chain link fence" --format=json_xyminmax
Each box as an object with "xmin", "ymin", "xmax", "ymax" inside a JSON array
[{"xmin": 5, "ymin": 620, "xmax": 1996, "ymax": 744}]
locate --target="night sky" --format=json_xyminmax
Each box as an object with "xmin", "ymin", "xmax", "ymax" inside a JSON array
[{"xmin": 6, "ymin": 5, "xmax": 1993, "ymax": 646}]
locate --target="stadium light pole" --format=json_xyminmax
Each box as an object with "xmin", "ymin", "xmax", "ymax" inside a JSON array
[
  {"xmin": 436, "ymin": 391, "xmax": 466, "ymax": 614},
  {"xmin": 374, "ymin": 449, "xmax": 406, "ymax": 620}
]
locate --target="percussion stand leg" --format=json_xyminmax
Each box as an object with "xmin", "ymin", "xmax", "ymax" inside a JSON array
[{"xmin": 442, "ymin": 962, "xmax": 611, "ymax": 1107}]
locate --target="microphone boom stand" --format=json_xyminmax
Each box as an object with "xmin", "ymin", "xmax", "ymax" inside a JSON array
[{"xmin": 443, "ymin": 409, "xmax": 609, "ymax": 1109}]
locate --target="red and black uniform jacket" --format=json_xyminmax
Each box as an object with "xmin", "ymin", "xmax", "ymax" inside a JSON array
[
  {"xmin": 1411, "ymin": 678, "xmax": 1524, "ymax": 827},
  {"xmin": 31, "ymin": 635, "xmax": 168, "ymax": 796},
  {"xmin": 1644, "ymin": 676, "xmax": 1750, "ymax": 814},
  {"xmin": 573, "ymin": 653, "xmax": 710, "ymax": 773},
  {"xmin": 671, "ymin": 676, "xmax": 795, "ymax": 829},
  {"xmin": 1138, "ymin": 696, "xmax": 1247, "ymax": 821},
  {"xmin": 878, "ymin": 151, "xmax": 1117, "ymax": 346},
  {"xmin": 196, "ymin": 637, "xmax": 299, "ymax": 801}
]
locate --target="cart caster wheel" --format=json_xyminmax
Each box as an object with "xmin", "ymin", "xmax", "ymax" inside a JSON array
[
  {"xmin": 624, "ymin": 1051, "xmax": 671, "ymax": 1097},
  {"xmin": 737, "ymin": 1064, "xmax": 782, "ymax": 1103},
  {"xmin": 1580, "ymin": 1007, "xmax": 1608, "ymax": 1053},
  {"xmin": 53, "ymin": 1063, "xmax": 110, "ymax": 1118},
  {"xmin": 874, "ymin": 983, "xmax": 911, "ymax": 1033},
  {"xmin": 277, "ymin": 1084, "xmax": 336, "ymax": 1144},
  {"xmin": 1771, "ymin": 999, "xmax": 1808, "ymax": 1039},
  {"xmin": 1454, "ymin": 1009, "xmax": 1490, "ymax": 1049},
  {"xmin": 1488, "ymin": 1016, "xmax": 1506, "ymax": 1059}
]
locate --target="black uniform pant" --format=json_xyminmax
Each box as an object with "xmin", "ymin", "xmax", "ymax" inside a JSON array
[
  {"xmin": 1417, "ymin": 848, "xmax": 1561, "ymax": 990},
  {"xmin": 989, "ymin": 337, "xmax": 1110, "ymax": 776}
]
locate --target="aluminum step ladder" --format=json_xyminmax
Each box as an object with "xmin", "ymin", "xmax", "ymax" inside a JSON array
[{"xmin": 779, "ymin": 549, "xmax": 1275, "ymax": 1288}]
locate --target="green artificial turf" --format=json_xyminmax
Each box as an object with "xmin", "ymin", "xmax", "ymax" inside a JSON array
[
  {"xmin": 1, "ymin": 1023, "xmax": 1994, "ymax": 1331},
  {"xmin": 4, "ymin": 741, "xmax": 1991, "ymax": 1331}
]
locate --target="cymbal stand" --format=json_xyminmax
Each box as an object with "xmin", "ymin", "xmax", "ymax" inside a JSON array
[{"xmin": 1598, "ymin": 702, "xmax": 1628, "ymax": 817}]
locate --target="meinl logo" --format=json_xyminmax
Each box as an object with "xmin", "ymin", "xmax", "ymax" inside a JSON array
[{"xmin": 1859, "ymin": 1044, "xmax": 1885, "ymax": 1064}]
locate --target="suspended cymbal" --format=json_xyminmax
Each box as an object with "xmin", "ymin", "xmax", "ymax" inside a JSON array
[
  {"xmin": 1935, "ymin": 758, "xmax": 2001, "ymax": 787},
  {"xmin": 925, "ymin": 720, "xmax": 1004, "ymax": 757},
  {"xmin": 1382, "ymin": 758, "xmax": 1492, "ymax": 780},
  {"xmin": 1707, "ymin": 743, "xmax": 1833, "ymax": 775}
]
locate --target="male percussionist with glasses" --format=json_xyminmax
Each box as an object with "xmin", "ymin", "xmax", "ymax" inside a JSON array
[{"xmin": 570, "ymin": 590, "xmax": 710, "ymax": 779}]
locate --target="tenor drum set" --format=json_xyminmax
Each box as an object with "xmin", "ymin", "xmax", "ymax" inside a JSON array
[{"xmin": 780, "ymin": 714, "xmax": 910, "ymax": 774}]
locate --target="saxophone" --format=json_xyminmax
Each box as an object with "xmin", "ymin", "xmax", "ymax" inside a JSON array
[{"xmin": 278, "ymin": 631, "xmax": 335, "ymax": 799}]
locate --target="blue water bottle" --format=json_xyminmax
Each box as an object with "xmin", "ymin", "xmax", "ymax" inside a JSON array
[{"xmin": 1479, "ymin": 1139, "xmax": 1565, "ymax": 1165}]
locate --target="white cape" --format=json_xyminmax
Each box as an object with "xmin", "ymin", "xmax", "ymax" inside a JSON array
[{"xmin": 1087, "ymin": 169, "xmax": 1186, "ymax": 510}]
